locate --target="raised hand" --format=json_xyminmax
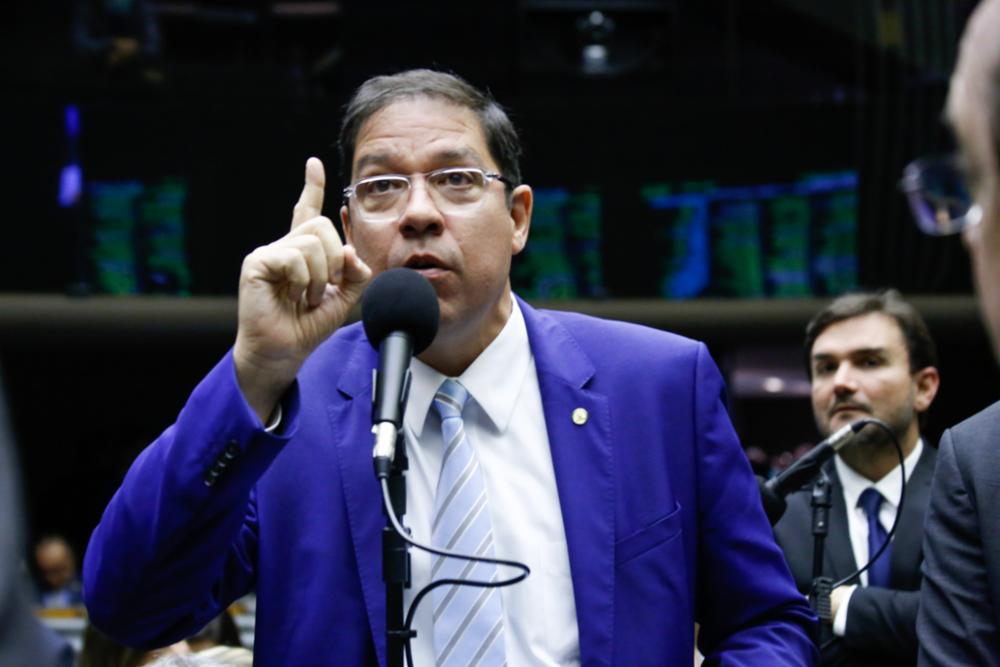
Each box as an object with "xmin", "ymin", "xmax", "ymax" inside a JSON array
[{"xmin": 233, "ymin": 157, "xmax": 372, "ymax": 423}]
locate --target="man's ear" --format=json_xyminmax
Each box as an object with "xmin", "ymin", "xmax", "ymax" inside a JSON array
[
  {"xmin": 510, "ymin": 185, "xmax": 532, "ymax": 256},
  {"xmin": 913, "ymin": 366, "xmax": 941, "ymax": 413}
]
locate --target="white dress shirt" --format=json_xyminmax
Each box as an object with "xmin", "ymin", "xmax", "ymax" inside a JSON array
[
  {"xmin": 401, "ymin": 298, "xmax": 580, "ymax": 666},
  {"xmin": 831, "ymin": 438, "xmax": 923, "ymax": 635}
]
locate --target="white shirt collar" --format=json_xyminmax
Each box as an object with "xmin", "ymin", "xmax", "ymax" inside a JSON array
[
  {"xmin": 404, "ymin": 297, "xmax": 531, "ymax": 438},
  {"xmin": 835, "ymin": 437, "xmax": 924, "ymax": 512}
]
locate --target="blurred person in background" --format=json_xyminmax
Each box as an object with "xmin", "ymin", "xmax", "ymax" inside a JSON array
[
  {"xmin": 78, "ymin": 609, "xmax": 244, "ymax": 667},
  {"xmin": 774, "ymin": 290, "xmax": 940, "ymax": 666},
  {"xmin": 77, "ymin": 624, "xmax": 168, "ymax": 667},
  {"xmin": 0, "ymin": 370, "xmax": 74, "ymax": 666},
  {"xmin": 908, "ymin": 1, "xmax": 1000, "ymax": 663},
  {"xmin": 33, "ymin": 534, "xmax": 84, "ymax": 608}
]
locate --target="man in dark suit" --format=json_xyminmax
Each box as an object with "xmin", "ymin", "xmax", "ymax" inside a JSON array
[
  {"xmin": 774, "ymin": 290, "xmax": 941, "ymax": 666},
  {"xmin": 908, "ymin": 2, "xmax": 1000, "ymax": 664}
]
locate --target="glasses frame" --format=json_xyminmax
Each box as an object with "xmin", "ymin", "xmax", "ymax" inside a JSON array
[
  {"xmin": 900, "ymin": 154, "xmax": 982, "ymax": 236},
  {"xmin": 342, "ymin": 167, "xmax": 513, "ymax": 224}
]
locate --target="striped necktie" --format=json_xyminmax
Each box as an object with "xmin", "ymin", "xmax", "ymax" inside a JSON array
[{"xmin": 430, "ymin": 379, "xmax": 507, "ymax": 667}]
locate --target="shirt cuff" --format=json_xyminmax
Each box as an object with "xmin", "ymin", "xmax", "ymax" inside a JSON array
[
  {"xmin": 832, "ymin": 584, "xmax": 857, "ymax": 636},
  {"xmin": 264, "ymin": 403, "xmax": 283, "ymax": 433}
]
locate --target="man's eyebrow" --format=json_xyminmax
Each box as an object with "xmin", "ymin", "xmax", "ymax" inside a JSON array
[
  {"xmin": 354, "ymin": 148, "xmax": 487, "ymax": 176},
  {"xmin": 433, "ymin": 147, "xmax": 486, "ymax": 166},
  {"xmin": 811, "ymin": 347, "xmax": 887, "ymax": 361},
  {"xmin": 849, "ymin": 347, "xmax": 888, "ymax": 356},
  {"xmin": 354, "ymin": 153, "xmax": 392, "ymax": 174}
]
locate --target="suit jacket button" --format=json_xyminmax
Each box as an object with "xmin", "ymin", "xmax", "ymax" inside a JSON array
[{"xmin": 203, "ymin": 468, "xmax": 221, "ymax": 487}]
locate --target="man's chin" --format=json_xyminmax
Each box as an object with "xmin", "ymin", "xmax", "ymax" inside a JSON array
[
  {"xmin": 828, "ymin": 410, "xmax": 867, "ymax": 430},
  {"xmin": 820, "ymin": 415, "xmax": 871, "ymax": 442}
]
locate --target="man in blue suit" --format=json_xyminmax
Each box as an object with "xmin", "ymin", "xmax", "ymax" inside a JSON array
[{"xmin": 83, "ymin": 69, "xmax": 816, "ymax": 666}]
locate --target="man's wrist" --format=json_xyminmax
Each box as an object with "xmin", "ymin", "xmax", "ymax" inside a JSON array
[{"xmin": 232, "ymin": 347, "xmax": 298, "ymax": 425}]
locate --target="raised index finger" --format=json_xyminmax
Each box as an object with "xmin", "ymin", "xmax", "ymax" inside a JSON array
[{"xmin": 291, "ymin": 157, "xmax": 326, "ymax": 230}]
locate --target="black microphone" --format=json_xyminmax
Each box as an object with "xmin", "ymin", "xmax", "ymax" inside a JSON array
[
  {"xmin": 361, "ymin": 268, "xmax": 439, "ymax": 479},
  {"xmin": 758, "ymin": 421, "xmax": 868, "ymax": 525}
]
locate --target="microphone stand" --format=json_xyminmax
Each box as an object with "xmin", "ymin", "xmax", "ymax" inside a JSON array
[
  {"xmin": 382, "ymin": 430, "xmax": 412, "ymax": 667},
  {"xmin": 808, "ymin": 468, "xmax": 834, "ymax": 646}
]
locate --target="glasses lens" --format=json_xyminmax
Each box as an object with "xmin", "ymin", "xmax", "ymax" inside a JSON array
[
  {"xmin": 428, "ymin": 168, "xmax": 487, "ymax": 208},
  {"xmin": 355, "ymin": 176, "xmax": 408, "ymax": 223},
  {"xmin": 349, "ymin": 169, "xmax": 495, "ymax": 223},
  {"xmin": 903, "ymin": 156, "xmax": 976, "ymax": 235}
]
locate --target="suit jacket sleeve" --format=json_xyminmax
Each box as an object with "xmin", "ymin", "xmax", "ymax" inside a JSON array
[
  {"xmin": 843, "ymin": 587, "xmax": 918, "ymax": 659},
  {"xmin": 690, "ymin": 344, "xmax": 819, "ymax": 665},
  {"xmin": 83, "ymin": 352, "xmax": 300, "ymax": 648},
  {"xmin": 917, "ymin": 428, "xmax": 1000, "ymax": 666}
]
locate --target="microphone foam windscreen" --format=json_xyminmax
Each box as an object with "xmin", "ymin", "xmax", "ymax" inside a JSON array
[{"xmin": 361, "ymin": 268, "xmax": 440, "ymax": 354}]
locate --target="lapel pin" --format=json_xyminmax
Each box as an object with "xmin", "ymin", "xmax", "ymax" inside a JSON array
[{"xmin": 572, "ymin": 407, "xmax": 588, "ymax": 425}]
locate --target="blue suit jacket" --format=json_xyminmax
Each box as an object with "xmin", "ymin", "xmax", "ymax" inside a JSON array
[{"xmin": 84, "ymin": 298, "xmax": 816, "ymax": 666}]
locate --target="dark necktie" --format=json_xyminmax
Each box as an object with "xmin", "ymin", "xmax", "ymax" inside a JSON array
[{"xmin": 858, "ymin": 487, "xmax": 892, "ymax": 588}]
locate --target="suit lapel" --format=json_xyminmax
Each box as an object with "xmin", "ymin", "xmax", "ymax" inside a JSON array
[
  {"xmin": 824, "ymin": 466, "xmax": 862, "ymax": 583},
  {"xmin": 520, "ymin": 299, "xmax": 615, "ymax": 667},
  {"xmin": 889, "ymin": 446, "xmax": 936, "ymax": 589},
  {"xmin": 324, "ymin": 338, "xmax": 387, "ymax": 664}
]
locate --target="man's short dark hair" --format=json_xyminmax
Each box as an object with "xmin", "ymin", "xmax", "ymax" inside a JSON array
[
  {"xmin": 804, "ymin": 289, "xmax": 938, "ymax": 378},
  {"xmin": 337, "ymin": 69, "xmax": 522, "ymax": 190}
]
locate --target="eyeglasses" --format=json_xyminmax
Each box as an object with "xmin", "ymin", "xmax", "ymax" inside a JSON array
[
  {"xmin": 342, "ymin": 167, "xmax": 512, "ymax": 224},
  {"xmin": 900, "ymin": 154, "xmax": 982, "ymax": 236}
]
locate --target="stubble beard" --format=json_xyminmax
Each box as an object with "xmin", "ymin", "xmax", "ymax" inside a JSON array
[{"xmin": 833, "ymin": 401, "xmax": 916, "ymax": 476}]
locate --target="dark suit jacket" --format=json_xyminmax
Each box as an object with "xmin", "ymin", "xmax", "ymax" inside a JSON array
[
  {"xmin": 918, "ymin": 400, "xmax": 1000, "ymax": 666},
  {"xmin": 774, "ymin": 445, "xmax": 937, "ymax": 667}
]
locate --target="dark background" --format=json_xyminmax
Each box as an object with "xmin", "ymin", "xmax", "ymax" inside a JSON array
[{"xmin": 3, "ymin": 0, "xmax": 998, "ymax": 559}]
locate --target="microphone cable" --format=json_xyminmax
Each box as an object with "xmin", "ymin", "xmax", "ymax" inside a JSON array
[
  {"xmin": 820, "ymin": 417, "xmax": 906, "ymax": 651},
  {"xmin": 378, "ymin": 477, "xmax": 530, "ymax": 667}
]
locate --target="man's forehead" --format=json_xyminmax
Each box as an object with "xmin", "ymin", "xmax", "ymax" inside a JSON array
[
  {"xmin": 961, "ymin": 0, "xmax": 1000, "ymax": 72},
  {"xmin": 946, "ymin": 65, "xmax": 976, "ymax": 145},
  {"xmin": 38, "ymin": 543, "xmax": 72, "ymax": 560},
  {"xmin": 351, "ymin": 97, "xmax": 492, "ymax": 173},
  {"xmin": 811, "ymin": 313, "xmax": 906, "ymax": 355},
  {"xmin": 949, "ymin": 1, "xmax": 1000, "ymax": 127}
]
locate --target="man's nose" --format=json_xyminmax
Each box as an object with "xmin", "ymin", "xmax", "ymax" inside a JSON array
[
  {"xmin": 398, "ymin": 181, "xmax": 444, "ymax": 236},
  {"xmin": 832, "ymin": 363, "xmax": 858, "ymax": 393}
]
